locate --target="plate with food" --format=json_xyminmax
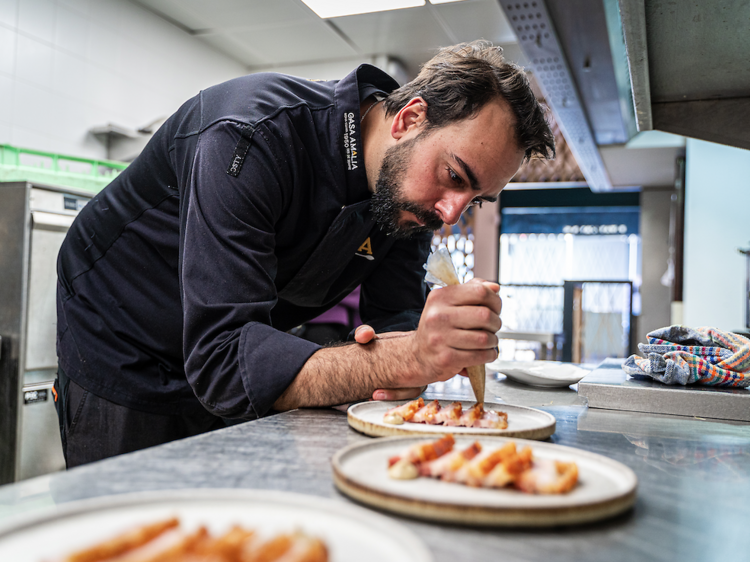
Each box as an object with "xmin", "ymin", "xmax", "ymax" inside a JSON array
[
  {"xmin": 347, "ymin": 398, "xmax": 556, "ymax": 440},
  {"xmin": 332, "ymin": 435, "xmax": 637, "ymax": 527},
  {"xmin": 0, "ymin": 489, "xmax": 432, "ymax": 562},
  {"xmin": 487, "ymin": 360, "xmax": 589, "ymax": 388}
]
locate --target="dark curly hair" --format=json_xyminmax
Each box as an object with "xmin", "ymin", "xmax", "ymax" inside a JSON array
[{"xmin": 383, "ymin": 41, "xmax": 555, "ymax": 162}]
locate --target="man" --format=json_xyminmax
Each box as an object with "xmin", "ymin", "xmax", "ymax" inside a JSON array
[{"xmin": 54, "ymin": 41, "xmax": 554, "ymax": 467}]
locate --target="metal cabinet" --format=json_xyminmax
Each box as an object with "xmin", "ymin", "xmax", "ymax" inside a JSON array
[{"xmin": 0, "ymin": 182, "xmax": 91, "ymax": 484}]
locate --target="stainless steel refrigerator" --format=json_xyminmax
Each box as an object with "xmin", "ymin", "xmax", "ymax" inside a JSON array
[{"xmin": 0, "ymin": 181, "xmax": 92, "ymax": 484}]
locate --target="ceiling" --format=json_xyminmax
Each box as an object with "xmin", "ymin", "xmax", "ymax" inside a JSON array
[
  {"xmin": 132, "ymin": 0, "xmax": 523, "ymax": 77},
  {"xmin": 127, "ymin": 0, "xmax": 691, "ymax": 190}
]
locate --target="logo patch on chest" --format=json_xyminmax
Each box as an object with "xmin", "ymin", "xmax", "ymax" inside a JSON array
[
  {"xmin": 355, "ymin": 237, "xmax": 374, "ymax": 260},
  {"xmin": 343, "ymin": 112, "xmax": 359, "ymax": 171}
]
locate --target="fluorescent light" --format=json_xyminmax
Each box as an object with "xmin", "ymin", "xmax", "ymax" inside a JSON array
[
  {"xmin": 429, "ymin": 0, "xmax": 470, "ymax": 4},
  {"xmin": 300, "ymin": 0, "xmax": 425, "ymax": 19}
]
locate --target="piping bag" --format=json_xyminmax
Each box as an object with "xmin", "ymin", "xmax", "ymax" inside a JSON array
[{"xmin": 424, "ymin": 248, "xmax": 486, "ymax": 406}]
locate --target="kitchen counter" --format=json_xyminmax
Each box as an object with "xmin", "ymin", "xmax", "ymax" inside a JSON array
[{"xmin": 1, "ymin": 371, "xmax": 749, "ymax": 561}]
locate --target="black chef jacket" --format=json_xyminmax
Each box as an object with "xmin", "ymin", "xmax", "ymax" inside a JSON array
[{"xmin": 57, "ymin": 64, "xmax": 431, "ymax": 420}]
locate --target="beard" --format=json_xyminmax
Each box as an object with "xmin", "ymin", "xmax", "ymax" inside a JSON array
[{"xmin": 371, "ymin": 135, "xmax": 444, "ymax": 239}]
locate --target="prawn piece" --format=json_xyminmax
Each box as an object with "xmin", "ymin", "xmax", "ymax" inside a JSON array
[
  {"xmin": 484, "ymin": 444, "xmax": 534, "ymax": 488},
  {"xmin": 453, "ymin": 441, "xmax": 517, "ymax": 486},
  {"xmin": 241, "ymin": 531, "xmax": 327, "ymax": 562},
  {"xmin": 62, "ymin": 518, "xmax": 179, "ymax": 562},
  {"xmin": 412, "ymin": 400, "xmax": 442, "ymax": 424},
  {"xmin": 388, "ymin": 434, "xmax": 455, "ymax": 467},
  {"xmin": 419, "ymin": 441, "xmax": 482, "ymax": 478},
  {"xmin": 515, "ymin": 459, "xmax": 579, "ymax": 495},
  {"xmin": 456, "ymin": 403, "xmax": 483, "ymax": 427},
  {"xmin": 281, "ymin": 533, "xmax": 328, "ymax": 562},
  {"xmin": 383, "ymin": 397, "xmax": 424, "ymax": 425},
  {"xmin": 106, "ymin": 526, "xmax": 209, "ymax": 562},
  {"xmin": 433, "ymin": 402, "xmax": 463, "ymax": 426},
  {"xmin": 471, "ymin": 409, "xmax": 508, "ymax": 430},
  {"xmin": 190, "ymin": 526, "xmax": 256, "ymax": 560}
]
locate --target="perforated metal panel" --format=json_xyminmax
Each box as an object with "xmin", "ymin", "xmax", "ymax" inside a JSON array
[{"xmin": 499, "ymin": 1, "xmax": 613, "ymax": 191}]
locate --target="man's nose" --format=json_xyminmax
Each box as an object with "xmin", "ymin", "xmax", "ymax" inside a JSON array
[{"xmin": 435, "ymin": 194, "xmax": 472, "ymax": 226}]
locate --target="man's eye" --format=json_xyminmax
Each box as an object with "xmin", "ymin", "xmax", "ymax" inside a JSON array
[
  {"xmin": 471, "ymin": 198, "xmax": 484, "ymax": 208},
  {"xmin": 448, "ymin": 168, "xmax": 463, "ymax": 184}
]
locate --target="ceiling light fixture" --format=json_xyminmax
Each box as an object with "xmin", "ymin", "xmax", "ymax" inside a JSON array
[
  {"xmin": 300, "ymin": 0, "xmax": 425, "ymax": 19},
  {"xmin": 429, "ymin": 0, "xmax": 470, "ymax": 4}
]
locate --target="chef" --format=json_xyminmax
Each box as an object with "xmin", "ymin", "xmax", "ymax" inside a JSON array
[{"xmin": 54, "ymin": 41, "xmax": 554, "ymax": 467}]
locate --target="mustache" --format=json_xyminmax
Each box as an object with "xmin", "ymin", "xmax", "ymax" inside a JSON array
[{"xmin": 399, "ymin": 201, "xmax": 444, "ymax": 231}]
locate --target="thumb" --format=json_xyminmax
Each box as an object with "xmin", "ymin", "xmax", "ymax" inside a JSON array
[{"xmin": 354, "ymin": 324, "xmax": 376, "ymax": 344}]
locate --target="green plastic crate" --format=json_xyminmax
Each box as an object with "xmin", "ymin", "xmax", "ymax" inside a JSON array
[{"xmin": 0, "ymin": 144, "xmax": 128, "ymax": 194}]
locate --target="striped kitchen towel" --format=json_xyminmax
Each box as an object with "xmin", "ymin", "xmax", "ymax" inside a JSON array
[{"xmin": 623, "ymin": 325, "xmax": 750, "ymax": 387}]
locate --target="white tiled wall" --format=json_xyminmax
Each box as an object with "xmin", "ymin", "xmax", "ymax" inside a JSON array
[{"xmin": 0, "ymin": 0, "xmax": 247, "ymax": 159}]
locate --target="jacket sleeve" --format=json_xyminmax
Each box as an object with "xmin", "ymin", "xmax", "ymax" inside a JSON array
[
  {"xmin": 359, "ymin": 232, "xmax": 431, "ymax": 334},
  {"xmin": 178, "ymin": 121, "xmax": 320, "ymax": 420}
]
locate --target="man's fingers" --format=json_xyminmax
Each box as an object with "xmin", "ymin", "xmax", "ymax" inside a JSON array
[
  {"xmin": 420, "ymin": 304, "xmax": 502, "ymax": 338},
  {"xmin": 372, "ymin": 386, "xmax": 427, "ymax": 401},
  {"xmin": 354, "ymin": 324, "xmax": 376, "ymax": 344},
  {"xmin": 442, "ymin": 328, "xmax": 500, "ymax": 351},
  {"xmin": 429, "ymin": 283, "xmax": 502, "ymax": 314},
  {"xmin": 439, "ymin": 310, "xmax": 503, "ymax": 334},
  {"xmin": 468, "ymin": 278, "xmax": 500, "ymax": 293},
  {"xmin": 424, "ymin": 347, "xmax": 499, "ymax": 377}
]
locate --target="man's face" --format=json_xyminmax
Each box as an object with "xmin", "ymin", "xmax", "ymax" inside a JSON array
[
  {"xmin": 372, "ymin": 99, "xmax": 525, "ymax": 239},
  {"xmin": 371, "ymin": 133, "xmax": 443, "ymax": 239}
]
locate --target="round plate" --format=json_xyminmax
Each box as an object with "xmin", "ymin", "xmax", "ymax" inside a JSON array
[
  {"xmin": 487, "ymin": 361, "xmax": 589, "ymax": 387},
  {"xmin": 0, "ymin": 489, "xmax": 432, "ymax": 562},
  {"xmin": 333, "ymin": 436, "xmax": 637, "ymax": 527},
  {"xmin": 348, "ymin": 400, "xmax": 556, "ymax": 440}
]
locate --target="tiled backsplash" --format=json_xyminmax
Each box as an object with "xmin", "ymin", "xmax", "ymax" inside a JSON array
[{"xmin": 0, "ymin": 0, "xmax": 246, "ymax": 159}]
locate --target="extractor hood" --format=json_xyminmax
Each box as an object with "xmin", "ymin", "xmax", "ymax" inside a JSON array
[
  {"xmin": 618, "ymin": 0, "xmax": 750, "ymax": 151},
  {"xmin": 497, "ymin": 0, "xmax": 748, "ymax": 192},
  {"xmin": 497, "ymin": 0, "xmax": 639, "ymax": 191}
]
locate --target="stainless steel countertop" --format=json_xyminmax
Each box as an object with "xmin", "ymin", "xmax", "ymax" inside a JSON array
[{"xmin": 1, "ymin": 371, "xmax": 748, "ymax": 561}]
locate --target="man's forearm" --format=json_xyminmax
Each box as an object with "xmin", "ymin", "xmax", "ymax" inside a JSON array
[
  {"xmin": 273, "ymin": 281, "xmax": 503, "ymax": 411},
  {"xmin": 272, "ymin": 334, "xmax": 419, "ymax": 410}
]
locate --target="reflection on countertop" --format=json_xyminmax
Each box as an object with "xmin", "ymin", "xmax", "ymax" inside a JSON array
[{"xmin": 578, "ymin": 407, "xmax": 750, "ymax": 481}]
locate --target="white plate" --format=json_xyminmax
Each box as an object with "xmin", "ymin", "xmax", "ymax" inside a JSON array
[
  {"xmin": 0, "ymin": 489, "xmax": 432, "ymax": 562},
  {"xmin": 333, "ymin": 436, "xmax": 637, "ymax": 527},
  {"xmin": 487, "ymin": 360, "xmax": 589, "ymax": 387},
  {"xmin": 348, "ymin": 400, "xmax": 556, "ymax": 440}
]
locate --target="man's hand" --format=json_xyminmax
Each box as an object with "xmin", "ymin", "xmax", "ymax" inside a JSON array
[
  {"xmin": 412, "ymin": 279, "xmax": 502, "ymax": 384},
  {"xmin": 356, "ymin": 279, "xmax": 500, "ymax": 401},
  {"xmin": 272, "ymin": 279, "xmax": 501, "ymax": 411}
]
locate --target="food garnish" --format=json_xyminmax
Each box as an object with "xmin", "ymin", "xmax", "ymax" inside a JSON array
[
  {"xmin": 388, "ymin": 436, "xmax": 578, "ymax": 494},
  {"xmin": 383, "ymin": 398, "xmax": 508, "ymax": 429}
]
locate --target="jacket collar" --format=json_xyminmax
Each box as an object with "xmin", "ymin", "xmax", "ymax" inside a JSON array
[{"xmin": 334, "ymin": 64, "xmax": 400, "ymax": 206}]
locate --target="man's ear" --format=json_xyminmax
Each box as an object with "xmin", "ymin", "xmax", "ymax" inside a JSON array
[{"xmin": 390, "ymin": 97, "xmax": 427, "ymax": 140}]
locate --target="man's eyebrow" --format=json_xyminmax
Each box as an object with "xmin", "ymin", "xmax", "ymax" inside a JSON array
[{"xmin": 452, "ymin": 154, "xmax": 480, "ymax": 192}]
